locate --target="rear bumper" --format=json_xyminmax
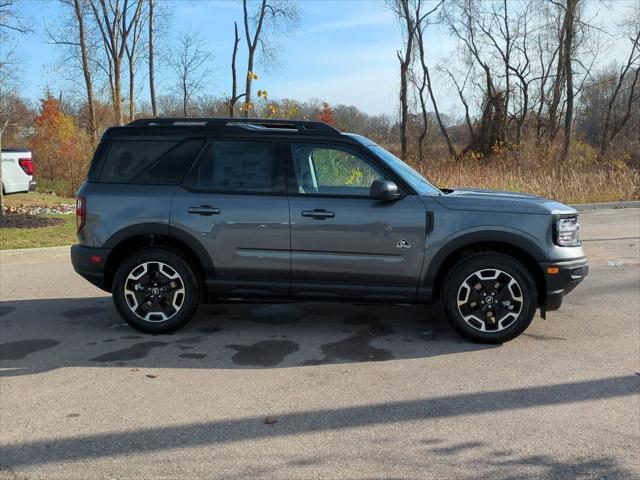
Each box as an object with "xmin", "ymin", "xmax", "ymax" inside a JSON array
[
  {"xmin": 70, "ymin": 244, "xmax": 112, "ymax": 291},
  {"xmin": 539, "ymin": 257, "xmax": 589, "ymax": 312}
]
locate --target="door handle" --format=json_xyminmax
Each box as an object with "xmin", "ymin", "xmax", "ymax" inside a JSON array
[
  {"xmin": 301, "ymin": 209, "xmax": 335, "ymax": 219},
  {"xmin": 188, "ymin": 205, "xmax": 221, "ymax": 216}
]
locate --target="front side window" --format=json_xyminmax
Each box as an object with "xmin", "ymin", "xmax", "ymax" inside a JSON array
[
  {"xmin": 184, "ymin": 140, "xmax": 282, "ymax": 193},
  {"xmin": 290, "ymin": 143, "xmax": 386, "ymax": 196}
]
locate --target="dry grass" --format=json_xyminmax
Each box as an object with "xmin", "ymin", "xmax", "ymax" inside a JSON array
[
  {"xmin": 405, "ymin": 139, "xmax": 640, "ymax": 204},
  {"xmin": 417, "ymin": 161, "xmax": 639, "ymax": 204}
]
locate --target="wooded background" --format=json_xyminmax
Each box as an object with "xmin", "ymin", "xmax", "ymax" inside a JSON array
[{"xmin": 1, "ymin": 0, "xmax": 638, "ymax": 203}]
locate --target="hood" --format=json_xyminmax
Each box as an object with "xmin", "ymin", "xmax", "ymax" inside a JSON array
[{"xmin": 434, "ymin": 188, "xmax": 576, "ymax": 215}]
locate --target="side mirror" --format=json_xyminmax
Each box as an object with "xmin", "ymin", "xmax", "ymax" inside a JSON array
[{"xmin": 370, "ymin": 180, "xmax": 401, "ymax": 201}]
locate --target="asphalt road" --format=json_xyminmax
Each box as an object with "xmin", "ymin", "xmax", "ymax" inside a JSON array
[{"xmin": 0, "ymin": 209, "xmax": 638, "ymax": 480}]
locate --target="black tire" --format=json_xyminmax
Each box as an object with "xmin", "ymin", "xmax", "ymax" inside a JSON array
[
  {"xmin": 441, "ymin": 253, "xmax": 537, "ymax": 344},
  {"xmin": 112, "ymin": 248, "xmax": 201, "ymax": 334}
]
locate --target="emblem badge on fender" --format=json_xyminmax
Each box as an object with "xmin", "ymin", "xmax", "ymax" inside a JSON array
[{"xmin": 397, "ymin": 239, "xmax": 410, "ymax": 251}]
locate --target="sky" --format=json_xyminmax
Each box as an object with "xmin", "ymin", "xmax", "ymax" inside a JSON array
[{"xmin": 7, "ymin": 0, "xmax": 639, "ymax": 116}]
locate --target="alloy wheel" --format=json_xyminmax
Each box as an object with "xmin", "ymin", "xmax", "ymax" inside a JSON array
[
  {"xmin": 456, "ymin": 268, "xmax": 523, "ymax": 332},
  {"xmin": 123, "ymin": 261, "xmax": 186, "ymax": 322}
]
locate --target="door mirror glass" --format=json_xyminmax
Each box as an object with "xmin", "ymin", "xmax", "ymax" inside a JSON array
[{"xmin": 370, "ymin": 180, "xmax": 401, "ymax": 201}]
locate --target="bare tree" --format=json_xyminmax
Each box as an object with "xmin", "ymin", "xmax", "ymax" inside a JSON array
[
  {"xmin": 148, "ymin": 0, "xmax": 157, "ymax": 116},
  {"xmin": 0, "ymin": 0, "xmax": 29, "ymax": 215},
  {"xmin": 599, "ymin": 29, "xmax": 640, "ymax": 157},
  {"xmin": 125, "ymin": 1, "xmax": 147, "ymax": 121},
  {"xmin": 48, "ymin": 0, "xmax": 99, "ymax": 141},
  {"xmin": 391, "ymin": 0, "xmax": 417, "ymax": 161},
  {"xmin": 89, "ymin": 0, "xmax": 144, "ymax": 125},
  {"xmin": 228, "ymin": 21, "xmax": 245, "ymax": 117},
  {"xmin": 241, "ymin": 0, "xmax": 298, "ymax": 117},
  {"xmin": 0, "ymin": 0, "xmax": 28, "ymax": 34},
  {"xmin": 561, "ymin": 0, "xmax": 579, "ymax": 161},
  {"xmin": 168, "ymin": 32, "xmax": 211, "ymax": 118},
  {"xmin": 0, "ymin": 80, "xmax": 16, "ymax": 216},
  {"xmin": 412, "ymin": 0, "xmax": 455, "ymax": 161}
]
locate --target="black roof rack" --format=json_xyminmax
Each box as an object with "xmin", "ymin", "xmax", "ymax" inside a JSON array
[{"xmin": 126, "ymin": 117, "xmax": 341, "ymax": 135}]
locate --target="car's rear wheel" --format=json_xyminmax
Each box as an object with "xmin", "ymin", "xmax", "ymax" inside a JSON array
[
  {"xmin": 441, "ymin": 253, "xmax": 537, "ymax": 343},
  {"xmin": 112, "ymin": 248, "xmax": 200, "ymax": 334}
]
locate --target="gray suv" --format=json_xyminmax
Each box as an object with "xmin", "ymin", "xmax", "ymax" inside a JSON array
[{"xmin": 71, "ymin": 118, "xmax": 588, "ymax": 343}]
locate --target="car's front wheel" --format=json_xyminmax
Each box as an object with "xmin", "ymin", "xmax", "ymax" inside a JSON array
[
  {"xmin": 112, "ymin": 248, "xmax": 200, "ymax": 334},
  {"xmin": 441, "ymin": 253, "xmax": 537, "ymax": 343}
]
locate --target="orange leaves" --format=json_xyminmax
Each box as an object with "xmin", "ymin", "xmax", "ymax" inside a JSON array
[
  {"xmin": 317, "ymin": 102, "xmax": 336, "ymax": 126},
  {"xmin": 30, "ymin": 95, "xmax": 92, "ymax": 194}
]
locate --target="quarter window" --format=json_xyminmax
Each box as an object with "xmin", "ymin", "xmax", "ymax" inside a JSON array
[
  {"xmin": 184, "ymin": 140, "xmax": 282, "ymax": 193},
  {"xmin": 99, "ymin": 140, "xmax": 203, "ymax": 185},
  {"xmin": 290, "ymin": 144, "xmax": 386, "ymax": 196}
]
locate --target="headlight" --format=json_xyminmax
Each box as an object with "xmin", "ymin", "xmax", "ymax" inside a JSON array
[{"xmin": 555, "ymin": 216, "xmax": 581, "ymax": 247}]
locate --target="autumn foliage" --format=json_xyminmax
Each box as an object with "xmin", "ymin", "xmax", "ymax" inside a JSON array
[
  {"xmin": 30, "ymin": 95, "xmax": 92, "ymax": 195},
  {"xmin": 317, "ymin": 102, "xmax": 336, "ymax": 125}
]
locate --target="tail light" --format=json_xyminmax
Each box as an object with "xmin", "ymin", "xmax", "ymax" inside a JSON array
[
  {"xmin": 18, "ymin": 158, "xmax": 34, "ymax": 176},
  {"xmin": 76, "ymin": 196, "xmax": 86, "ymax": 232}
]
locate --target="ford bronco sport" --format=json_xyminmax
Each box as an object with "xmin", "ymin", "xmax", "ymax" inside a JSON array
[{"xmin": 71, "ymin": 118, "xmax": 588, "ymax": 343}]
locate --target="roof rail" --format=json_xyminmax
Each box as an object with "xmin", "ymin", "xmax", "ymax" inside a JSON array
[{"xmin": 126, "ymin": 117, "xmax": 341, "ymax": 135}]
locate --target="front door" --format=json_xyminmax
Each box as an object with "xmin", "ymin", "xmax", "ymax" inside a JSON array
[
  {"xmin": 171, "ymin": 139, "xmax": 290, "ymax": 296},
  {"xmin": 286, "ymin": 142, "xmax": 427, "ymax": 301}
]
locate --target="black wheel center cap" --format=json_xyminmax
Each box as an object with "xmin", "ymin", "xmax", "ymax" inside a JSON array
[
  {"xmin": 485, "ymin": 296, "xmax": 494, "ymax": 304},
  {"xmin": 151, "ymin": 287, "xmax": 160, "ymax": 295}
]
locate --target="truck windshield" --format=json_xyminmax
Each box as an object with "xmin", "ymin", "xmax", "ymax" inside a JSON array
[{"xmin": 368, "ymin": 145, "xmax": 441, "ymax": 195}]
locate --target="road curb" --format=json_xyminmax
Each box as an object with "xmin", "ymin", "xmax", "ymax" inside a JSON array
[
  {"xmin": 570, "ymin": 201, "xmax": 640, "ymax": 211},
  {"xmin": 0, "ymin": 245, "xmax": 71, "ymax": 254}
]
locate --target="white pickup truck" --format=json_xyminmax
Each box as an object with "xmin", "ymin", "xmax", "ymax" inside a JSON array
[{"xmin": 1, "ymin": 149, "xmax": 36, "ymax": 194}]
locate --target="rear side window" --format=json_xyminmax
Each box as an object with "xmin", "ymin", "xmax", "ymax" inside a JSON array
[
  {"xmin": 99, "ymin": 140, "xmax": 203, "ymax": 185},
  {"xmin": 184, "ymin": 140, "xmax": 283, "ymax": 193}
]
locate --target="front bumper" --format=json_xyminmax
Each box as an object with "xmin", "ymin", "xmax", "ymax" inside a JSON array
[
  {"xmin": 70, "ymin": 244, "xmax": 112, "ymax": 291},
  {"xmin": 539, "ymin": 257, "xmax": 589, "ymax": 312}
]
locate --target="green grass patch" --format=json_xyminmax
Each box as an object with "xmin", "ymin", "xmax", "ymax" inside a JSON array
[
  {"xmin": 0, "ymin": 214, "xmax": 77, "ymax": 250},
  {"xmin": 36, "ymin": 179, "xmax": 74, "ymax": 196},
  {"xmin": 3, "ymin": 192, "xmax": 75, "ymax": 208}
]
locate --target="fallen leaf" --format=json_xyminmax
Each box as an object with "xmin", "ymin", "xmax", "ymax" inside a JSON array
[
  {"xmin": 264, "ymin": 416, "xmax": 278, "ymax": 425},
  {"xmin": 146, "ymin": 374, "xmax": 157, "ymax": 379}
]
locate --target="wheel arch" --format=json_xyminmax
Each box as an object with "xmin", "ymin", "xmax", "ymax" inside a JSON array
[
  {"xmin": 425, "ymin": 231, "xmax": 547, "ymax": 305},
  {"xmin": 103, "ymin": 223, "xmax": 214, "ymax": 293}
]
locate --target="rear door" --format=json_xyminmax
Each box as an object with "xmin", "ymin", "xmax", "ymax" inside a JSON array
[
  {"xmin": 170, "ymin": 139, "xmax": 290, "ymax": 296},
  {"xmin": 286, "ymin": 142, "xmax": 427, "ymax": 302}
]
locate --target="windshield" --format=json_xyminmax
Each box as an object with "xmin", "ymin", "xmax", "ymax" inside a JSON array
[{"xmin": 368, "ymin": 145, "xmax": 441, "ymax": 195}]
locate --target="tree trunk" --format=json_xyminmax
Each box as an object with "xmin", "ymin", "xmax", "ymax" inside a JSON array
[
  {"xmin": 73, "ymin": 0, "xmax": 96, "ymax": 141},
  {"xmin": 229, "ymin": 21, "xmax": 240, "ymax": 117},
  {"xmin": 548, "ymin": 25, "xmax": 566, "ymax": 142},
  {"xmin": 149, "ymin": 0, "xmax": 157, "ymax": 116},
  {"xmin": 113, "ymin": 61, "xmax": 122, "ymax": 125},
  {"xmin": 561, "ymin": 0, "xmax": 577, "ymax": 162},
  {"xmin": 242, "ymin": 0, "xmax": 267, "ymax": 118},
  {"xmin": 399, "ymin": 57, "xmax": 410, "ymax": 161},
  {"xmin": 426, "ymin": 66, "xmax": 457, "ymax": 161},
  {"xmin": 182, "ymin": 77, "xmax": 188, "ymax": 117},
  {"xmin": 0, "ymin": 128, "xmax": 5, "ymax": 216},
  {"xmin": 244, "ymin": 51, "xmax": 254, "ymax": 118},
  {"xmin": 128, "ymin": 55, "xmax": 135, "ymax": 121},
  {"xmin": 397, "ymin": 0, "xmax": 413, "ymax": 162}
]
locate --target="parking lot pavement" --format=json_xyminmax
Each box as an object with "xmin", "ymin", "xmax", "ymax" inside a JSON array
[{"xmin": 0, "ymin": 209, "xmax": 638, "ymax": 480}]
